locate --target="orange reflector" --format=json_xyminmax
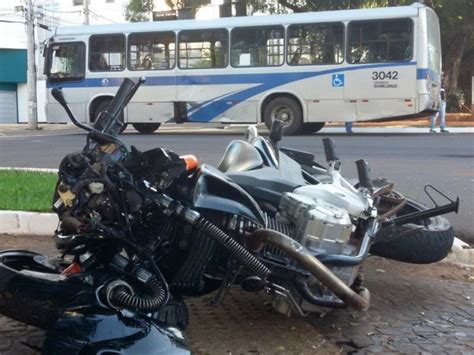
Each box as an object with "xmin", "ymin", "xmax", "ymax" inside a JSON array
[
  {"xmin": 181, "ymin": 154, "xmax": 199, "ymax": 170},
  {"xmin": 62, "ymin": 262, "xmax": 81, "ymax": 275}
]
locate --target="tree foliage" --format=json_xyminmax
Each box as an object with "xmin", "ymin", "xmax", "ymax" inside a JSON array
[{"xmin": 125, "ymin": 0, "xmax": 154, "ymax": 22}]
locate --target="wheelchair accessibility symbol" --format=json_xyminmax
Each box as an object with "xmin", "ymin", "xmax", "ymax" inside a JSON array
[{"xmin": 332, "ymin": 74, "xmax": 344, "ymax": 87}]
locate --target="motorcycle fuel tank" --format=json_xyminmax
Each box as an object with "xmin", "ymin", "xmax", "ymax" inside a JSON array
[
  {"xmin": 193, "ymin": 164, "xmax": 266, "ymax": 226},
  {"xmin": 41, "ymin": 311, "xmax": 190, "ymax": 354}
]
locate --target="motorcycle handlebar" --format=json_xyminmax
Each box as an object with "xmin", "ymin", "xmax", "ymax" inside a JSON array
[
  {"xmin": 51, "ymin": 88, "xmax": 94, "ymax": 132},
  {"xmin": 106, "ymin": 78, "xmax": 136, "ymax": 120},
  {"xmin": 99, "ymin": 77, "xmax": 145, "ymax": 134}
]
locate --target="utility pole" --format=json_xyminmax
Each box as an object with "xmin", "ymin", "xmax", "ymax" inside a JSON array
[
  {"xmin": 26, "ymin": 0, "xmax": 38, "ymax": 130},
  {"xmin": 84, "ymin": 0, "xmax": 90, "ymax": 25}
]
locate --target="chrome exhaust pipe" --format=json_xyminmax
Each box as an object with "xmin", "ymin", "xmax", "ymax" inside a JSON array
[{"xmin": 251, "ymin": 229, "xmax": 370, "ymax": 311}]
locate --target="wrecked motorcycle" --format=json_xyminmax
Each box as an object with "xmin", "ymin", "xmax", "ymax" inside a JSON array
[{"xmin": 0, "ymin": 78, "xmax": 459, "ymax": 353}]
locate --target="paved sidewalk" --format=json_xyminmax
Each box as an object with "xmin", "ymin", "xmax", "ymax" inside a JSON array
[{"xmin": 0, "ymin": 234, "xmax": 472, "ymax": 354}]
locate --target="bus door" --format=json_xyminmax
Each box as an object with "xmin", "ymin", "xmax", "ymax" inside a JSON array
[
  {"xmin": 125, "ymin": 32, "xmax": 176, "ymax": 123},
  {"xmin": 175, "ymin": 29, "xmax": 231, "ymax": 123}
]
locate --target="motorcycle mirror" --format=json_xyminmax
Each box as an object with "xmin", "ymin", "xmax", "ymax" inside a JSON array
[{"xmin": 270, "ymin": 119, "xmax": 284, "ymax": 146}]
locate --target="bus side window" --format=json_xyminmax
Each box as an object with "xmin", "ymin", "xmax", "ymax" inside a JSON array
[
  {"xmin": 231, "ymin": 26, "xmax": 284, "ymax": 67},
  {"xmin": 89, "ymin": 34, "xmax": 126, "ymax": 72},
  {"xmin": 287, "ymin": 22, "xmax": 344, "ymax": 65},
  {"xmin": 347, "ymin": 18, "xmax": 413, "ymax": 64},
  {"xmin": 178, "ymin": 29, "xmax": 228, "ymax": 69},
  {"xmin": 128, "ymin": 31, "xmax": 176, "ymax": 71}
]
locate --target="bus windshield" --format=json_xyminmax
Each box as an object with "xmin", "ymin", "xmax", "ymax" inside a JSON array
[{"xmin": 48, "ymin": 42, "xmax": 85, "ymax": 83}]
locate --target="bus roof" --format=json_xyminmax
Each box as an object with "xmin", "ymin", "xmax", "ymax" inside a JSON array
[{"xmin": 53, "ymin": 4, "xmax": 423, "ymax": 38}]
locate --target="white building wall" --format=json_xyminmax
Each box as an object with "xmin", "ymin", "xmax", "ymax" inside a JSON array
[{"xmin": 16, "ymin": 83, "xmax": 28, "ymax": 123}]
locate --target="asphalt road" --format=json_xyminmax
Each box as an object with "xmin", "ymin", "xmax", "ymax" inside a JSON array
[{"xmin": 0, "ymin": 131, "xmax": 473, "ymax": 242}]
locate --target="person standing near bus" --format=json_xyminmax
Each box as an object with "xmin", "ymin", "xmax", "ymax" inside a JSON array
[
  {"xmin": 430, "ymin": 73, "xmax": 449, "ymax": 133},
  {"xmin": 345, "ymin": 121, "xmax": 354, "ymax": 134}
]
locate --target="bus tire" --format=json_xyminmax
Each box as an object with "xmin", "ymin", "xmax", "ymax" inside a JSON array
[
  {"xmin": 132, "ymin": 123, "xmax": 161, "ymax": 134},
  {"xmin": 263, "ymin": 97, "xmax": 303, "ymax": 136},
  {"xmin": 304, "ymin": 122, "xmax": 325, "ymax": 133},
  {"xmin": 93, "ymin": 100, "xmax": 127, "ymax": 134}
]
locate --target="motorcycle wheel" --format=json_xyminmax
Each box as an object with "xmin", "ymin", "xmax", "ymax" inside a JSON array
[
  {"xmin": 0, "ymin": 250, "xmax": 94, "ymax": 329},
  {"xmin": 371, "ymin": 198, "xmax": 455, "ymax": 264}
]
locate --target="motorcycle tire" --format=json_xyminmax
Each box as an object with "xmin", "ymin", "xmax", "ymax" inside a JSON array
[
  {"xmin": 370, "ymin": 199, "xmax": 455, "ymax": 264},
  {"xmin": 0, "ymin": 250, "xmax": 95, "ymax": 329}
]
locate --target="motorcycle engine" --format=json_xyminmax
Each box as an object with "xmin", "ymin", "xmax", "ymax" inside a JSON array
[
  {"xmin": 279, "ymin": 192, "xmax": 354, "ymax": 256},
  {"xmin": 270, "ymin": 184, "xmax": 370, "ymax": 315}
]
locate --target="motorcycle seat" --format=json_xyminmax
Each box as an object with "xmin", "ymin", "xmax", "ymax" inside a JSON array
[{"xmin": 217, "ymin": 140, "xmax": 264, "ymax": 173}]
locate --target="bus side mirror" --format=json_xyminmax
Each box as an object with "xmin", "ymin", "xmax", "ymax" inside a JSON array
[{"xmin": 43, "ymin": 44, "xmax": 51, "ymax": 76}]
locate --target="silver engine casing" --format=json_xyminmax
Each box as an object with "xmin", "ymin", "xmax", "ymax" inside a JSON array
[
  {"xmin": 273, "ymin": 182, "xmax": 372, "ymax": 316},
  {"xmin": 279, "ymin": 192, "xmax": 354, "ymax": 256}
]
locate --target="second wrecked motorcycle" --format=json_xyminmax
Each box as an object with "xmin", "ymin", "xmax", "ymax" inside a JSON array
[{"xmin": 0, "ymin": 78, "xmax": 459, "ymax": 353}]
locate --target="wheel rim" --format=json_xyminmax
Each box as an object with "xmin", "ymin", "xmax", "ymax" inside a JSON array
[{"xmin": 270, "ymin": 105, "xmax": 294, "ymax": 127}]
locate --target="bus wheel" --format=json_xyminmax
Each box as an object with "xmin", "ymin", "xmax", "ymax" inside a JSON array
[
  {"xmin": 304, "ymin": 122, "xmax": 325, "ymax": 133},
  {"xmin": 264, "ymin": 97, "xmax": 303, "ymax": 135},
  {"xmin": 93, "ymin": 100, "xmax": 127, "ymax": 134},
  {"xmin": 132, "ymin": 123, "xmax": 161, "ymax": 134}
]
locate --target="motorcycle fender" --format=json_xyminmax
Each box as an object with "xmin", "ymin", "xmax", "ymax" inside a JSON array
[
  {"xmin": 41, "ymin": 311, "xmax": 190, "ymax": 354},
  {"xmin": 193, "ymin": 165, "xmax": 266, "ymax": 226}
]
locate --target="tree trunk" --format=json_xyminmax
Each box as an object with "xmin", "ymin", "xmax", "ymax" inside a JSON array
[
  {"xmin": 220, "ymin": 0, "xmax": 232, "ymax": 17},
  {"xmin": 443, "ymin": 32, "xmax": 469, "ymax": 94},
  {"xmin": 235, "ymin": 0, "xmax": 247, "ymax": 16}
]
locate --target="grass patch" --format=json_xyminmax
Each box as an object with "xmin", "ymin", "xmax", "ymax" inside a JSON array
[{"xmin": 0, "ymin": 170, "xmax": 57, "ymax": 212}]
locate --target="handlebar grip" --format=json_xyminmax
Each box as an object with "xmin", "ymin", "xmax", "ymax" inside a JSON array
[
  {"xmin": 356, "ymin": 159, "xmax": 373, "ymax": 189},
  {"xmin": 322, "ymin": 137, "xmax": 339, "ymax": 162}
]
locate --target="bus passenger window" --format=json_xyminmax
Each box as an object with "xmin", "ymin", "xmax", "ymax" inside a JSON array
[
  {"xmin": 231, "ymin": 26, "xmax": 284, "ymax": 67},
  {"xmin": 128, "ymin": 32, "xmax": 176, "ymax": 71},
  {"xmin": 178, "ymin": 29, "xmax": 228, "ymax": 69},
  {"xmin": 287, "ymin": 22, "xmax": 344, "ymax": 65},
  {"xmin": 89, "ymin": 34, "xmax": 125, "ymax": 72},
  {"xmin": 347, "ymin": 19, "xmax": 413, "ymax": 64}
]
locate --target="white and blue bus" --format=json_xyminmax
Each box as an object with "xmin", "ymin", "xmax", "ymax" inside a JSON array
[{"xmin": 44, "ymin": 3, "xmax": 441, "ymax": 134}]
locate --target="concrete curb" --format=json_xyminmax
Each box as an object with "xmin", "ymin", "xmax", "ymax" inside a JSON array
[
  {"xmin": 0, "ymin": 211, "xmax": 58, "ymax": 236},
  {"xmin": 0, "ymin": 210, "xmax": 471, "ymax": 266},
  {"xmin": 0, "ymin": 167, "xmax": 58, "ymax": 173}
]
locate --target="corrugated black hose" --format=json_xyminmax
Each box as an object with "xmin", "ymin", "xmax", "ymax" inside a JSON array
[
  {"xmin": 195, "ymin": 218, "xmax": 271, "ymax": 280},
  {"xmin": 109, "ymin": 276, "xmax": 167, "ymax": 313}
]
